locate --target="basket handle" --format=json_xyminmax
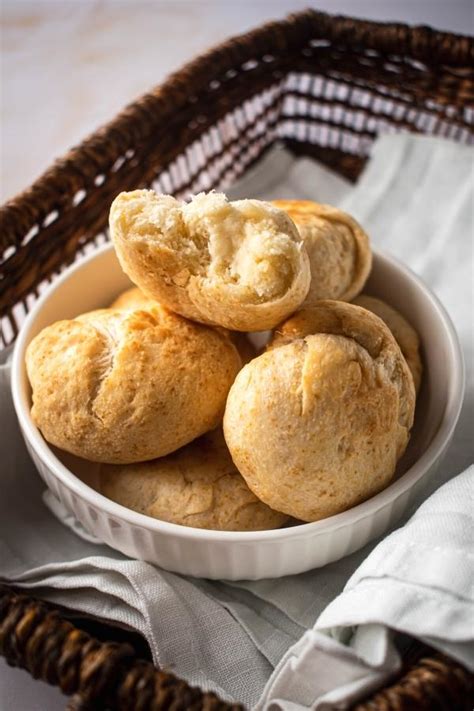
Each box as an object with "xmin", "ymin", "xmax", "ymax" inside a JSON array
[
  {"xmin": 1, "ymin": 585, "xmax": 472, "ymax": 710},
  {"xmin": 0, "ymin": 586, "xmax": 243, "ymax": 711}
]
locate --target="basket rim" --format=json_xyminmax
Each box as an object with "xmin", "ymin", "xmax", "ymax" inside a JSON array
[
  {"xmin": 1, "ymin": 584, "xmax": 471, "ymax": 710},
  {"xmin": 1, "ymin": 8, "xmax": 473, "ymax": 227}
]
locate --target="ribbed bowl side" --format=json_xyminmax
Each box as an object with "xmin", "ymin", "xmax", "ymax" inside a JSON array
[{"xmin": 22, "ymin": 426, "xmax": 444, "ymax": 580}]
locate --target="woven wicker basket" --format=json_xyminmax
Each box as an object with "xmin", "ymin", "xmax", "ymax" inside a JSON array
[{"xmin": 1, "ymin": 8, "xmax": 473, "ymax": 710}]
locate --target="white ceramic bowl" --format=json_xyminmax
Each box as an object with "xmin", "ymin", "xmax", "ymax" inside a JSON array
[{"xmin": 12, "ymin": 243, "xmax": 464, "ymax": 580}]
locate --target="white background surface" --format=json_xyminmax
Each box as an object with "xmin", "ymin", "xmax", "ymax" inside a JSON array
[{"xmin": 1, "ymin": 1, "xmax": 472, "ymax": 709}]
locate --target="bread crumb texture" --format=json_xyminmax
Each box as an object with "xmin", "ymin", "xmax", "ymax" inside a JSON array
[{"xmin": 109, "ymin": 190, "xmax": 311, "ymax": 331}]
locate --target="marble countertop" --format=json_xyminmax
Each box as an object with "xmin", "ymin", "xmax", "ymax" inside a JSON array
[{"xmin": 1, "ymin": 2, "xmax": 472, "ymax": 709}]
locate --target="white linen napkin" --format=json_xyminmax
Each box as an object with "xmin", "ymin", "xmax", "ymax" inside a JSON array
[
  {"xmin": 256, "ymin": 466, "xmax": 474, "ymax": 710},
  {"xmin": 1, "ymin": 133, "xmax": 473, "ymax": 710}
]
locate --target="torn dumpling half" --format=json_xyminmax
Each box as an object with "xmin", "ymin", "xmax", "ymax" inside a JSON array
[{"xmin": 109, "ymin": 190, "xmax": 311, "ymax": 331}]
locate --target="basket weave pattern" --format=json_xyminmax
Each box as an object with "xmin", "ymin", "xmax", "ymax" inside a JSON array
[
  {"xmin": 0, "ymin": 9, "xmax": 473, "ymax": 709},
  {"xmin": 1, "ymin": 586, "xmax": 472, "ymax": 711},
  {"xmin": 1, "ymin": 10, "xmax": 473, "ymax": 346},
  {"xmin": 0, "ymin": 587, "xmax": 244, "ymax": 711}
]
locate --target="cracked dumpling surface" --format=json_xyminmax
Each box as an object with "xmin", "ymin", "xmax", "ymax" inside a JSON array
[
  {"xmin": 271, "ymin": 200, "xmax": 371, "ymax": 306},
  {"xmin": 26, "ymin": 306, "xmax": 241, "ymax": 464},
  {"xmin": 109, "ymin": 285, "xmax": 154, "ymax": 311},
  {"xmin": 224, "ymin": 300, "xmax": 415, "ymax": 522},
  {"xmin": 109, "ymin": 190, "xmax": 311, "ymax": 331},
  {"xmin": 352, "ymin": 295, "xmax": 422, "ymax": 394},
  {"xmin": 110, "ymin": 285, "xmax": 257, "ymax": 366},
  {"xmin": 100, "ymin": 429, "xmax": 289, "ymax": 531}
]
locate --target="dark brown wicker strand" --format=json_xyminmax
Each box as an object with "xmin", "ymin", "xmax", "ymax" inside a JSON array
[
  {"xmin": 352, "ymin": 653, "xmax": 474, "ymax": 710},
  {"xmin": 1, "ymin": 586, "xmax": 472, "ymax": 711},
  {"xmin": 0, "ymin": 587, "xmax": 244, "ymax": 711}
]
